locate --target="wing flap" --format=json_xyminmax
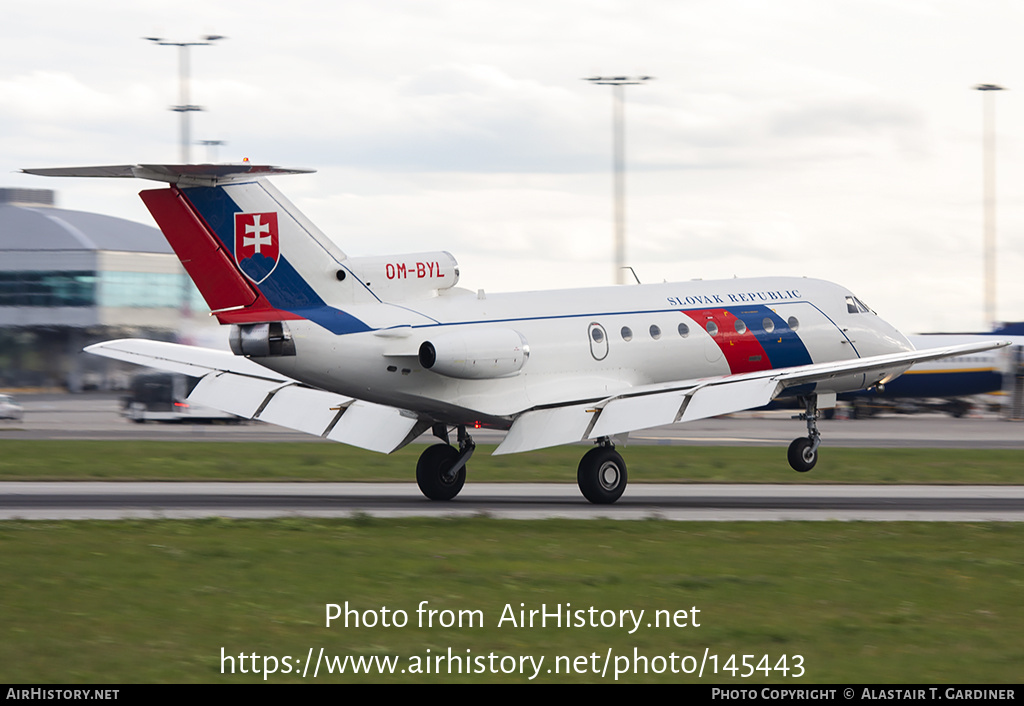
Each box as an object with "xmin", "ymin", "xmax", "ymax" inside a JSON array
[
  {"xmin": 494, "ymin": 404, "xmax": 597, "ymax": 455},
  {"xmin": 255, "ymin": 385, "xmax": 347, "ymax": 436},
  {"xmin": 679, "ymin": 377, "xmax": 782, "ymax": 423},
  {"xmin": 587, "ymin": 389, "xmax": 691, "ymax": 439},
  {"xmin": 326, "ymin": 401, "xmax": 430, "ymax": 453},
  {"xmin": 187, "ymin": 374, "xmax": 290, "ymax": 418}
]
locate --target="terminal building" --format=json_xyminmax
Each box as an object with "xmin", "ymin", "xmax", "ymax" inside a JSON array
[{"xmin": 0, "ymin": 187, "xmax": 214, "ymax": 391}]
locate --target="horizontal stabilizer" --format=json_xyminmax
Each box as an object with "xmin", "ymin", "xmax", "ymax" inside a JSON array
[{"xmin": 22, "ymin": 163, "xmax": 314, "ymax": 186}]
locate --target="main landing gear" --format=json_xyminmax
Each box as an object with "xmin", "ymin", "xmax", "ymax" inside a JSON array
[
  {"xmin": 787, "ymin": 395, "xmax": 822, "ymax": 473},
  {"xmin": 577, "ymin": 439, "xmax": 628, "ymax": 504},
  {"xmin": 415, "ymin": 426, "xmax": 629, "ymax": 505},
  {"xmin": 417, "ymin": 398, "xmax": 824, "ymax": 503},
  {"xmin": 415, "ymin": 424, "xmax": 476, "ymax": 500}
]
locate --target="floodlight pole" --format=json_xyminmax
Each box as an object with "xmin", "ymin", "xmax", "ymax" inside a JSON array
[
  {"xmin": 585, "ymin": 76, "xmax": 652, "ymax": 284},
  {"xmin": 974, "ymin": 83, "xmax": 1005, "ymax": 330},
  {"xmin": 145, "ymin": 35, "xmax": 226, "ymax": 163},
  {"xmin": 198, "ymin": 139, "xmax": 227, "ymax": 163}
]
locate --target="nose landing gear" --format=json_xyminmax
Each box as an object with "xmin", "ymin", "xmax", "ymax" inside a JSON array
[{"xmin": 788, "ymin": 395, "xmax": 822, "ymax": 473}]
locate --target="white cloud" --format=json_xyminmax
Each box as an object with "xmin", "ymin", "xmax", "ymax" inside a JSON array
[{"xmin": 2, "ymin": 0, "xmax": 1022, "ymax": 332}]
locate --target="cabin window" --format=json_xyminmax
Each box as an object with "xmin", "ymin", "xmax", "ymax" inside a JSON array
[
  {"xmin": 650, "ymin": 324, "xmax": 662, "ymax": 340},
  {"xmin": 763, "ymin": 317, "xmax": 775, "ymax": 333},
  {"xmin": 678, "ymin": 323, "xmax": 690, "ymax": 338},
  {"xmin": 706, "ymin": 321, "xmax": 719, "ymax": 336},
  {"xmin": 787, "ymin": 316, "xmax": 800, "ymax": 331},
  {"xmin": 621, "ymin": 326, "xmax": 633, "ymax": 342},
  {"xmin": 734, "ymin": 319, "xmax": 747, "ymax": 335}
]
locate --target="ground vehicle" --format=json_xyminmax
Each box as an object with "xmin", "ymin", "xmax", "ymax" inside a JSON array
[
  {"xmin": 0, "ymin": 394, "xmax": 23, "ymax": 421},
  {"xmin": 122, "ymin": 372, "xmax": 236, "ymax": 423}
]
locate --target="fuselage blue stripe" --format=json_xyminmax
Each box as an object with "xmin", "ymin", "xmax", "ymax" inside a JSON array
[{"xmin": 721, "ymin": 305, "xmax": 813, "ymax": 368}]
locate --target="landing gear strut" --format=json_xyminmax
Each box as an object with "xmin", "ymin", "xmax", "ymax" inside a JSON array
[
  {"xmin": 577, "ymin": 438, "xmax": 628, "ymax": 504},
  {"xmin": 416, "ymin": 425, "xmax": 475, "ymax": 500},
  {"xmin": 788, "ymin": 395, "xmax": 821, "ymax": 473}
]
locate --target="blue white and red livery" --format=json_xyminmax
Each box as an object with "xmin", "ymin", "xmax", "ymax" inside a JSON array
[
  {"xmin": 24, "ymin": 163, "xmax": 1010, "ymax": 503},
  {"xmin": 234, "ymin": 211, "xmax": 280, "ymax": 284}
]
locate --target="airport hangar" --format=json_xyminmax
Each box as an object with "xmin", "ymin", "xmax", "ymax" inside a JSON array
[{"xmin": 0, "ymin": 187, "xmax": 215, "ymax": 391}]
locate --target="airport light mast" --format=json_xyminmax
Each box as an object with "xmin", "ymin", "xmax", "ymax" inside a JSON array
[
  {"xmin": 584, "ymin": 76, "xmax": 653, "ymax": 285},
  {"xmin": 974, "ymin": 83, "xmax": 1005, "ymax": 330},
  {"xmin": 145, "ymin": 35, "xmax": 226, "ymax": 163}
]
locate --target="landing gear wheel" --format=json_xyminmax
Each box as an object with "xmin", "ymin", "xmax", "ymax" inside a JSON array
[
  {"xmin": 577, "ymin": 446, "xmax": 628, "ymax": 504},
  {"xmin": 416, "ymin": 443, "xmax": 466, "ymax": 501},
  {"xmin": 787, "ymin": 437, "xmax": 818, "ymax": 473}
]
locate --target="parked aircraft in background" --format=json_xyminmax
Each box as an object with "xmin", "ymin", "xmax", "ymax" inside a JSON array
[
  {"xmin": 25, "ymin": 164, "xmax": 1008, "ymax": 503},
  {"xmin": 842, "ymin": 334, "xmax": 1024, "ymax": 417}
]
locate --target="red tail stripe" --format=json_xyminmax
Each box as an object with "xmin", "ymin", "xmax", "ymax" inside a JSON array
[
  {"xmin": 140, "ymin": 187, "xmax": 304, "ymax": 325},
  {"xmin": 140, "ymin": 187, "xmax": 258, "ymax": 312}
]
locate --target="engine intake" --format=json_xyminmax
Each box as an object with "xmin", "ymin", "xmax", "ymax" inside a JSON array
[{"xmin": 419, "ymin": 328, "xmax": 529, "ymax": 379}]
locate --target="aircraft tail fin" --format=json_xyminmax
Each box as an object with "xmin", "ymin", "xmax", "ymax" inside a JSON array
[{"xmin": 25, "ymin": 164, "xmax": 372, "ymax": 333}]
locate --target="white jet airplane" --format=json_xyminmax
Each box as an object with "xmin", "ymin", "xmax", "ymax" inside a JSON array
[{"xmin": 25, "ymin": 164, "xmax": 1009, "ymax": 503}]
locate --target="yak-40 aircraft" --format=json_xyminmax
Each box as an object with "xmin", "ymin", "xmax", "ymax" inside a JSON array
[{"xmin": 26, "ymin": 164, "xmax": 1009, "ymax": 503}]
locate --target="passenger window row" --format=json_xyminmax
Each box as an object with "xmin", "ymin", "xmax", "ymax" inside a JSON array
[
  {"xmin": 588, "ymin": 315, "xmax": 801, "ymax": 360},
  {"xmin": 602, "ymin": 317, "xmax": 800, "ymax": 342}
]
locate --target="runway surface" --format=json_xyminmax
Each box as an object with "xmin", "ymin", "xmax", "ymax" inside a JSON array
[
  {"xmin": 3, "ymin": 482, "xmax": 1023, "ymax": 521},
  {"xmin": 3, "ymin": 394, "xmax": 1022, "ymax": 521}
]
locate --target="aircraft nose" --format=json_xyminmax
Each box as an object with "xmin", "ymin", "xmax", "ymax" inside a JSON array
[{"xmin": 872, "ymin": 318, "xmax": 914, "ymax": 356}]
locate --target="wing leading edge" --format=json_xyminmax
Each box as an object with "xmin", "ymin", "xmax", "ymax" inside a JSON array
[
  {"xmin": 494, "ymin": 339, "xmax": 1012, "ymax": 455},
  {"xmin": 86, "ymin": 339, "xmax": 428, "ymax": 453}
]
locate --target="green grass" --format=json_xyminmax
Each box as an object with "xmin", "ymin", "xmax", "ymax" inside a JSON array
[
  {"xmin": 0, "ymin": 440, "xmax": 1022, "ymax": 483},
  {"xmin": 2, "ymin": 442, "xmax": 1022, "ymax": 683},
  {"xmin": 1, "ymin": 519, "xmax": 1022, "ymax": 683}
]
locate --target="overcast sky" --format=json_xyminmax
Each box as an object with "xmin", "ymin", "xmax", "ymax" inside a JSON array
[{"xmin": 3, "ymin": 0, "xmax": 1021, "ymax": 332}]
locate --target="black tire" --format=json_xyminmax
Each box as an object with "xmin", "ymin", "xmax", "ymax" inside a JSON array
[
  {"xmin": 416, "ymin": 443, "xmax": 466, "ymax": 501},
  {"xmin": 787, "ymin": 437, "xmax": 817, "ymax": 473},
  {"xmin": 577, "ymin": 447, "xmax": 628, "ymax": 504}
]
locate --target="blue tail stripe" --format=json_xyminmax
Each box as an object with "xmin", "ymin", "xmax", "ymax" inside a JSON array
[{"xmin": 182, "ymin": 185, "xmax": 370, "ymax": 335}]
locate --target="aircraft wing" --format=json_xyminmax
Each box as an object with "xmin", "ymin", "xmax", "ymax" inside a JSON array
[
  {"xmin": 85, "ymin": 339, "xmax": 428, "ymax": 453},
  {"xmin": 494, "ymin": 339, "xmax": 1011, "ymax": 454}
]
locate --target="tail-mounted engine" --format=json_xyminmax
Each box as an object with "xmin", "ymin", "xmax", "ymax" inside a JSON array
[
  {"xmin": 229, "ymin": 321, "xmax": 296, "ymax": 357},
  {"xmin": 343, "ymin": 251, "xmax": 459, "ymax": 302},
  {"xmin": 419, "ymin": 328, "xmax": 530, "ymax": 379}
]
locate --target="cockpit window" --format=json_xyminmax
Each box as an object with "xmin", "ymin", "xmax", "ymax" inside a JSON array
[
  {"xmin": 855, "ymin": 297, "xmax": 874, "ymax": 314},
  {"xmin": 846, "ymin": 295, "xmax": 875, "ymax": 315}
]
